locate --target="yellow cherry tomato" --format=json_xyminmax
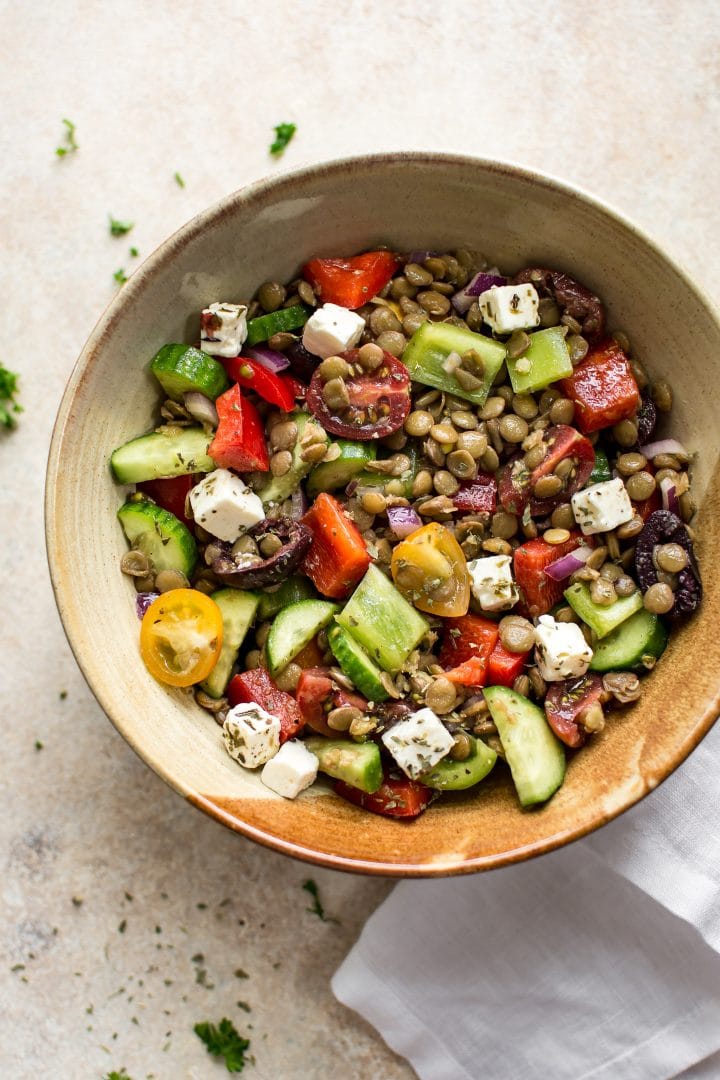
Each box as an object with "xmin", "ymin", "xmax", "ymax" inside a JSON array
[
  {"xmin": 391, "ymin": 522, "xmax": 470, "ymax": 617},
  {"xmin": 139, "ymin": 588, "xmax": 223, "ymax": 687}
]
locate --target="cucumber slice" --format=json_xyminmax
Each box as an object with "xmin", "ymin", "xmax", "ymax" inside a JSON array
[
  {"xmin": 418, "ymin": 735, "xmax": 497, "ymax": 790},
  {"xmin": 257, "ymin": 576, "xmax": 317, "ymax": 621},
  {"xmin": 256, "ymin": 413, "xmax": 325, "ymax": 506},
  {"xmin": 246, "ymin": 305, "xmax": 310, "ymax": 346},
  {"xmin": 484, "ymin": 685, "xmax": 565, "ymax": 807},
  {"xmin": 266, "ymin": 599, "xmax": 339, "ymax": 676},
  {"xmin": 506, "ymin": 327, "xmax": 573, "ymax": 394},
  {"xmin": 200, "ymin": 589, "xmax": 259, "ymax": 698},
  {"xmin": 587, "ymin": 446, "xmax": 611, "ymax": 486},
  {"xmin": 303, "ymin": 736, "xmax": 383, "ymax": 794},
  {"xmin": 355, "ymin": 442, "xmax": 419, "ymax": 498},
  {"xmin": 306, "ymin": 439, "xmax": 376, "ymax": 498},
  {"xmin": 336, "ymin": 564, "xmax": 428, "ymax": 674},
  {"xmin": 327, "ymin": 624, "xmax": 389, "ymax": 702},
  {"xmin": 110, "ymin": 427, "xmax": 214, "ymax": 484},
  {"xmin": 403, "ymin": 321, "xmax": 506, "ymax": 407},
  {"xmin": 590, "ymin": 609, "xmax": 668, "ymax": 673},
  {"xmin": 150, "ymin": 343, "xmax": 229, "ymax": 402},
  {"xmin": 117, "ymin": 498, "xmax": 197, "ymax": 576},
  {"xmin": 564, "ymin": 581, "xmax": 643, "ymax": 639}
]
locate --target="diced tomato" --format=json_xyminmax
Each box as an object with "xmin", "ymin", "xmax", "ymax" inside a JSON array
[
  {"xmin": 635, "ymin": 487, "xmax": 662, "ymax": 522},
  {"xmin": 137, "ymin": 474, "xmax": 196, "ymax": 528},
  {"xmin": 306, "ymin": 349, "xmax": 411, "ymax": 441},
  {"xmin": 452, "ymin": 473, "xmax": 497, "ymax": 513},
  {"xmin": 285, "ymin": 374, "xmax": 307, "ymax": 402},
  {"xmin": 209, "ymin": 385, "xmax": 269, "ymax": 472},
  {"xmin": 561, "ymin": 339, "xmax": 640, "ymax": 434},
  {"xmin": 438, "ymin": 614, "xmax": 499, "ymax": 687},
  {"xmin": 513, "ymin": 533, "xmax": 586, "ymax": 617},
  {"xmin": 223, "ymin": 356, "xmax": 296, "ymax": 412},
  {"xmin": 227, "ymin": 668, "xmax": 304, "ymax": 743},
  {"xmin": 301, "ymin": 493, "xmax": 371, "ymax": 599},
  {"xmin": 544, "ymin": 674, "xmax": 604, "ymax": 748},
  {"xmin": 295, "ymin": 667, "xmax": 367, "ymax": 737},
  {"xmin": 292, "ymin": 636, "xmax": 326, "ymax": 671},
  {"xmin": 486, "ymin": 641, "xmax": 530, "ymax": 688},
  {"xmin": 334, "ymin": 773, "xmax": 435, "ymax": 819},
  {"xmin": 303, "ymin": 250, "xmax": 399, "ymax": 310},
  {"xmin": 498, "ymin": 425, "xmax": 595, "ymax": 516}
]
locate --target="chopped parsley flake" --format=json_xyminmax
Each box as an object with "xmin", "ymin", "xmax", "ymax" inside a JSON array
[
  {"xmin": 34, "ymin": 740, "xmax": 43, "ymax": 751},
  {"xmin": 113, "ymin": 268, "xmax": 128, "ymax": 286},
  {"xmin": 55, "ymin": 117, "xmax": 78, "ymax": 157},
  {"xmin": 109, "ymin": 216, "xmax": 134, "ymax": 237},
  {"xmin": 174, "ymin": 171, "xmax": 186, "ymax": 188},
  {"xmin": 194, "ymin": 1018, "xmax": 250, "ymax": 1073},
  {"xmin": 104, "ymin": 1070, "xmax": 133, "ymax": 1080},
  {"xmin": 129, "ymin": 246, "xmax": 139, "ymax": 258},
  {"xmin": 269, "ymin": 122, "xmax": 296, "ymax": 157},
  {"xmin": 302, "ymin": 878, "xmax": 338, "ymax": 923},
  {"xmin": 0, "ymin": 364, "xmax": 22, "ymax": 430}
]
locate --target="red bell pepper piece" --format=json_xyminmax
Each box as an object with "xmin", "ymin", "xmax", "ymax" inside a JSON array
[
  {"xmin": 438, "ymin": 614, "xmax": 499, "ymax": 687},
  {"xmin": 295, "ymin": 667, "xmax": 367, "ymax": 736},
  {"xmin": 209, "ymin": 385, "xmax": 269, "ymax": 472},
  {"xmin": 301, "ymin": 493, "xmax": 371, "ymax": 599},
  {"xmin": 560, "ymin": 339, "xmax": 640, "ymax": 434},
  {"xmin": 334, "ymin": 773, "xmax": 435, "ymax": 819},
  {"xmin": 303, "ymin": 251, "xmax": 399, "ymax": 310},
  {"xmin": 137, "ymin": 474, "xmax": 197, "ymax": 528},
  {"xmin": 224, "ymin": 356, "xmax": 296, "ymax": 412},
  {"xmin": 227, "ymin": 669, "xmax": 304, "ymax": 743},
  {"xmin": 513, "ymin": 532, "xmax": 586, "ymax": 617},
  {"xmin": 486, "ymin": 641, "xmax": 530, "ymax": 688},
  {"xmin": 452, "ymin": 473, "xmax": 497, "ymax": 513}
]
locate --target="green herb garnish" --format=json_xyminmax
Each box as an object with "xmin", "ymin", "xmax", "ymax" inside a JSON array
[
  {"xmin": 55, "ymin": 117, "xmax": 78, "ymax": 157},
  {"xmin": 302, "ymin": 878, "xmax": 338, "ymax": 923},
  {"xmin": 34, "ymin": 740, "xmax": 43, "ymax": 751},
  {"xmin": 113, "ymin": 268, "xmax": 128, "ymax": 286},
  {"xmin": 129, "ymin": 246, "xmax": 139, "ymax": 258},
  {"xmin": 0, "ymin": 365, "xmax": 22, "ymax": 430},
  {"xmin": 109, "ymin": 216, "xmax": 134, "ymax": 237},
  {"xmin": 269, "ymin": 122, "xmax": 296, "ymax": 157},
  {"xmin": 194, "ymin": 1018, "xmax": 250, "ymax": 1073},
  {"xmin": 174, "ymin": 171, "xmax": 186, "ymax": 188},
  {"xmin": 104, "ymin": 1070, "xmax": 133, "ymax": 1080}
]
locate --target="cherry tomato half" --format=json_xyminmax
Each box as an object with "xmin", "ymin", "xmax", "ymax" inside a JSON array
[
  {"xmin": 391, "ymin": 522, "xmax": 470, "ymax": 617},
  {"xmin": 139, "ymin": 589, "xmax": 223, "ymax": 687},
  {"xmin": 306, "ymin": 349, "xmax": 411, "ymax": 440},
  {"xmin": 498, "ymin": 424, "xmax": 595, "ymax": 516}
]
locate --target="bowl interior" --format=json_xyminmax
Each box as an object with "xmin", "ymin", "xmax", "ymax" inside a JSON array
[{"xmin": 46, "ymin": 154, "xmax": 720, "ymax": 875}]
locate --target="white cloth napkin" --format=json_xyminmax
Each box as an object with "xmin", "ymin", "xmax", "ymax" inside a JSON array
[{"xmin": 333, "ymin": 719, "xmax": 720, "ymax": 1080}]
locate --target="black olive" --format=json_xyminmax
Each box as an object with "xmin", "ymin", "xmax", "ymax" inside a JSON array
[
  {"xmin": 635, "ymin": 394, "xmax": 657, "ymax": 446},
  {"xmin": 634, "ymin": 510, "xmax": 702, "ymax": 618},
  {"xmin": 211, "ymin": 517, "xmax": 313, "ymax": 589}
]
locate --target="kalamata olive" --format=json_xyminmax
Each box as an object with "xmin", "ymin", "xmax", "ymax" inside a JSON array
[
  {"xmin": 286, "ymin": 340, "xmax": 318, "ymax": 384},
  {"xmin": 544, "ymin": 674, "xmax": 604, "ymax": 748},
  {"xmin": 511, "ymin": 268, "xmax": 605, "ymax": 342},
  {"xmin": 211, "ymin": 517, "xmax": 312, "ymax": 588},
  {"xmin": 634, "ymin": 509, "xmax": 702, "ymax": 618},
  {"xmin": 371, "ymin": 699, "xmax": 414, "ymax": 735},
  {"xmin": 635, "ymin": 394, "xmax": 657, "ymax": 446}
]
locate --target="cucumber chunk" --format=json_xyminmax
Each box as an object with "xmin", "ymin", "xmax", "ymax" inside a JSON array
[
  {"xmin": 327, "ymin": 624, "xmax": 389, "ymax": 702},
  {"xmin": 403, "ymin": 321, "xmax": 506, "ymax": 407},
  {"xmin": 200, "ymin": 589, "xmax": 259, "ymax": 698},
  {"xmin": 335, "ymin": 564, "xmax": 428, "ymax": 674},
  {"xmin": 355, "ymin": 442, "xmax": 419, "ymax": 498},
  {"xmin": 306, "ymin": 439, "xmax": 376, "ymax": 498},
  {"xmin": 266, "ymin": 599, "xmax": 339, "ymax": 676},
  {"xmin": 246, "ymin": 305, "xmax": 310, "ymax": 347},
  {"xmin": 484, "ymin": 686, "xmax": 565, "ymax": 807},
  {"xmin": 564, "ymin": 581, "xmax": 643, "ymax": 639},
  {"xmin": 304, "ymin": 736, "xmax": 383, "ymax": 794},
  {"xmin": 506, "ymin": 327, "xmax": 573, "ymax": 394},
  {"xmin": 257, "ymin": 576, "xmax": 317, "ymax": 621},
  {"xmin": 419, "ymin": 735, "xmax": 497, "ymax": 791},
  {"xmin": 590, "ymin": 609, "xmax": 668, "ymax": 673},
  {"xmin": 117, "ymin": 498, "xmax": 198, "ymax": 576},
  {"xmin": 256, "ymin": 413, "xmax": 325, "ymax": 506},
  {"xmin": 110, "ymin": 427, "xmax": 214, "ymax": 484},
  {"xmin": 150, "ymin": 343, "xmax": 229, "ymax": 402}
]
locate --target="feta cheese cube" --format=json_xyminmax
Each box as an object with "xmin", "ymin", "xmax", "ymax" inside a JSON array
[
  {"xmin": 534, "ymin": 614, "xmax": 593, "ymax": 682},
  {"xmin": 468, "ymin": 554, "xmax": 519, "ymax": 612},
  {"xmin": 302, "ymin": 303, "xmax": 365, "ymax": 359},
  {"xmin": 477, "ymin": 283, "xmax": 540, "ymax": 335},
  {"xmin": 571, "ymin": 477, "xmax": 634, "ymax": 535},
  {"xmin": 261, "ymin": 740, "xmax": 318, "ymax": 799},
  {"xmin": 381, "ymin": 707, "xmax": 454, "ymax": 780},
  {"xmin": 223, "ymin": 703, "xmax": 280, "ymax": 769},
  {"xmin": 189, "ymin": 469, "xmax": 264, "ymax": 543},
  {"xmin": 200, "ymin": 302, "xmax": 248, "ymax": 358}
]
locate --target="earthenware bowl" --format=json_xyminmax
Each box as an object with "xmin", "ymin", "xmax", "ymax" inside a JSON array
[{"xmin": 46, "ymin": 153, "xmax": 720, "ymax": 875}]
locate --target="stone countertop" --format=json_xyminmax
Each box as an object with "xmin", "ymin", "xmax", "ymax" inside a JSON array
[{"xmin": 1, "ymin": 3, "xmax": 718, "ymax": 1077}]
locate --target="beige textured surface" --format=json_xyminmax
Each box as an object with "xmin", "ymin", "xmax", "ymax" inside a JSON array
[{"xmin": 2, "ymin": 2, "xmax": 719, "ymax": 1077}]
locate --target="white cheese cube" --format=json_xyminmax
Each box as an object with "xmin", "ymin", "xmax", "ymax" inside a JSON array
[
  {"xmin": 223, "ymin": 703, "xmax": 280, "ymax": 769},
  {"xmin": 261, "ymin": 740, "xmax": 319, "ymax": 799},
  {"xmin": 534, "ymin": 614, "xmax": 593, "ymax": 682},
  {"xmin": 571, "ymin": 477, "xmax": 634, "ymax": 535},
  {"xmin": 468, "ymin": 554, "xmax": 519, "ymax": 612},
  {"xmin": 200, "ymin": 302, "xmax": 248, "ymax": 358},
  {"xmin": 477, "ymin": 283, "xmax": 540, "ymax": 334},
  {"xmin": 302, "ymin": 303, "xmax": 365, "ymax": 359},
  {"xmin": 189, "ymin": 469, "xmax": 265, "ymax": 543},
  {"xmin": 381, "ymin": 707, "xmax": 454, "ymax": 781}
]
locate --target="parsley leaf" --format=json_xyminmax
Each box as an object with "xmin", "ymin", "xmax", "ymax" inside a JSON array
[
  {"xmin": 109, "ymin": 216, "xmax": 134, "ymax": 237},
  {"xmin": 174, "ymin": 171, "xmax": 186, "ymax": 188},
  {"xmin": 194, "ymin": 1018, "xmax": 250, "ymax": 1073},
  {"xmin": 113, "ymin": 268, "xmax": 128, "ymax": 286},
  {"xmin": 302, "ymin": 878, "xmax": 338, "ymax": 923},
  {"xmin": 129, "ymin": 246, "xmax": 139, "ymax": 258},
  {"xmin": 0, "ymin": 364, "xmax": 22, "ymax": 430},
  {"xmin": 55, "ymin": 117, "xmax": 78, "ymax": 158},
  {"xmin": 104, "ymin": 1070, "xmax": 133, "ymax": 1080},
  {"xmin": 269, "ymin": 122, "xmax": 296, "ymax": 157}
]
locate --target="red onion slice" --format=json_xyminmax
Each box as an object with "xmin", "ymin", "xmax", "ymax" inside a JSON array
[
  {"xmin": 659, "ymin": 477, "xmax": 680, "ymax": 514},
  {"xmin": 387, "ymin": 504, "xmax": 422, "ymax": 538},
  {"xmin": 136, "ymin": 591, "xmax": 159, "ymax": 619},
  {"xmin": 184, "ymin": 391, "xmax": 219, "ymax": 428},
  {"xmin": 451, "ymin": 272, "xmax": 506, "ymax": 314},
  {"xmin": 638, "ymin": 438, "xmax": 688, "ymax": 460},
  {"xmin": 245, "ymin": 346, "xmax": 291, "ymax": 373},
  {"xmin": 290, "ymin": 486, "xmax": 309, "ymax": 520},
  {"xmin": 544, "ymin": 545, "xmax": 593, "ymax": 582}
]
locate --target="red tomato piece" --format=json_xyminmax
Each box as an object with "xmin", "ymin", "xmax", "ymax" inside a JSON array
[
  {"xmin": 306, "ymin": 350, "xmax": 410, "ymax": 441},
  {"xmin": 452, "ymin": 473, "xmax": 497, "ymax": 513},
  {"xmin": 301, "ymin": 493, "xmax": 371, "ymax": 599},
  {"xmin": 513, "ymin": 533, "xmax": 586, "ymax": 617},
  {"xmin": 486, "ymin": 642, "xmax": 530, "ymax": 688},
  {"xmin": 209, "ymin": 385, "xmax": 269, "ymax": 472},
  {"xmin": 561, "ymin": 339, "xmax": 640, "ymax": 434},
  {"xmin": 498, "ymin": 425, "xmax": 595, "ymax": 516},
  {"xmin": 295, "ymin": 667, "xmax": 367, "ymax": 736},
  {"xmin": 334, "ymin": 774, "xmax": 435, "ymax": 819},
  {"xmin": 544, "ymin": 674, "xmax": 604, "ymax": 748},
  {"xmin": 438, "ymin": 615, "xmax": 499, "ymax": 687},
  {"xmin": 303, "ymin": 250, "xmax": 399, "ymax": 310},
  {"xmin": 223, "ymin": 356, "xmax": 296, "ymax": 412},
  {"xmin": 228, "ymin": 669, "xmax": 304, "ymax": 743},
  {"xmin": 137, "ymin": 474, "xmax": 197, "ymax": 528}
]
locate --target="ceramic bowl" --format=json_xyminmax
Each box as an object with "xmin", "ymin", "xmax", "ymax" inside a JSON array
[{"xmin": 46, "ymin": 153, "xmax": 720, "ymax": 876}]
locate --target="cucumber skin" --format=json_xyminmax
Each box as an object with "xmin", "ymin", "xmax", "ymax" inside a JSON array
[
  {"xmin": 246, "ymin": 305, "xmax": 310, "ymax": 346},
  {"xmin": 266, "ymin": 599, "xmax": 339, "ymax": 677},
  {"xmin": 506, "ymin": 327, "xmax": 573, "ymax": 394},
  {"xmin": 306, "ymin": 439, "xmax": 377, "ymax": 498},
  {"xmin": 304, "ymin": 736, "xmax": 383, "ymax": 794},
  {"xmin": 200, "ymin": 589, "xmax": 259, "ymax": 698},
  {"xmin": 257, "ymin": 413, "xmax": 321, "ymax": 506},
  {"xmin": 484, "ymin": 686, "xmax": 565, "ymax": 808},
  {"xmin": 564, "ymin": 582, "xmax": 643, "ymax": 639},
  {"xmin": 419, "ymin": 736, "xmax": 497, "ymax": 790},
  {"xmin": 589, "ymin": 610, "xmax": 668, "ymax": 673},
  {"xmin": 257, "ymin": 576, "xmax": 316, "ymax": 621},
  {"xmin": 336, "ymin": 564, "xmax": 428, "ymax": 674},
  {"xmin": 403, "ymin": 321, "xmax": 506, "ymax": 406},
  {"xmin": 328, "ymin": 624, "xmax": 389, "ymax": 703},
  {"xmin": 150, "ymin": 343, "xmax": 229, "ymax": 402},
  {"xmin": 117, "ymin": 499, "xmax": 197, "ymax": 576},
  {"xmin": 111, "ymin": 428, "xmax": 214, "ymax": 484}
]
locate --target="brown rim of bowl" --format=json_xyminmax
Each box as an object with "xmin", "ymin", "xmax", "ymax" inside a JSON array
[{"xmin": 45, "ymin": 151, "xmax": 720, "ymax": 877}]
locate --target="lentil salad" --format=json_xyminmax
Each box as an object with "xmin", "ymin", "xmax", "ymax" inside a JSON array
[{"xmin": 110, "ymin": 247, "xmax": 702, "ymax": 815}]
